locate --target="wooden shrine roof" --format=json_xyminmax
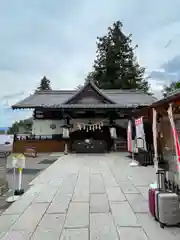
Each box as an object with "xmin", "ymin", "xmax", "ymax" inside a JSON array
[
  {"xmin": 12, "ymin": 81, "xmax": 156, "ymax": 110},
  {"xmin": 133, "ymin": 89, "xmax": 180, "ymax": 117}
]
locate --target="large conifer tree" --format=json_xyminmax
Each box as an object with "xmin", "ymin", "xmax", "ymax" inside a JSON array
[
  {"xmin": 87, "ymin": 21, "xmax": 149, "ymax": 92},
  {"xmin": 37, "ymin": 76, "xmax": 51, "ymax": 91}
]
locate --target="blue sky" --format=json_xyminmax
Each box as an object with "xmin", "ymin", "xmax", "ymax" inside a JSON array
[{"xmin": 1, "ymin": 0, "xmax": 180, "ymax": 127}]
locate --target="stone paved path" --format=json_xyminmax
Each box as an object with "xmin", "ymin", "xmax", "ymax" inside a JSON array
[{"xmin": 0, "ymin": 153, "xmax": 180, "ymax": 239}]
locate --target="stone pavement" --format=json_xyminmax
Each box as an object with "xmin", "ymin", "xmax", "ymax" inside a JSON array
[{"xmin": 0, "ymin": 153, "xmax": 180, "ymax": 239}]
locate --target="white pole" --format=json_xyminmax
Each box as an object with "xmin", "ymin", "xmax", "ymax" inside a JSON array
[
  {"xmin": 64, "ymin": 143, "xmax": 68, "ymax": 155},
  {"xmin": 132, "ymin": 142, "xmax": 134, "ymax": 160},
  {"xmin": 12, "ymin": 167, "xmax": 16, "ymax": 201},
  {"xmin": 18, "ymin": 168, "xmax": 22, "ymax": 190},
  {"xmin": 6, "ymin": 166, "xmax": 20, "ymax": 203},
  {"xmin": 129, "ymin": 140, "xmax": 139, "ymax": 166}
]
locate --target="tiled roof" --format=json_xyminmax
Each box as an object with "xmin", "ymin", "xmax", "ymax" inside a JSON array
[
  {"xmin": 101, "ymin": 90, "xmax": 156, "ymax": 106},
  {"xmin": 12, "ymin": 82, "xmax": 156, "ymax": 109}
]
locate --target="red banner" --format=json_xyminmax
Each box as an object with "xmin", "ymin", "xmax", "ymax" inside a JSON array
[
  {"xmin": 168, "ymin": 103, "xmax": 180, "ymax": 172},
  {"xmin": 172, "ymin": 127, "xmax": 180, "ymax": 168}
]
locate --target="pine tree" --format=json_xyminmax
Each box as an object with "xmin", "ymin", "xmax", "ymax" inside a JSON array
[
  {"xmin": 88, "ymin": 21, "xmax": 149, "ymax": 92},
  {"xmin": 37, "ymin": 76, "xmax": 51, "ymax": 91}
]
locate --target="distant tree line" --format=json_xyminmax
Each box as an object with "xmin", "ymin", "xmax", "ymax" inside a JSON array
[{"xmin": 7, "ymin": 118, "xmax": 32, "ymax": 134}]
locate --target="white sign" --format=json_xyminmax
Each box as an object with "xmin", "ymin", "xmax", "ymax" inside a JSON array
[
  {"xmin": 17, "ymin": 158, "xmax": 25, "ymax": 169},
  {"xmin": 12, "ymin": 154, "xmax": 26, "ymax": 169},
  {"xmin": 12, "ymin": 157, "xmax": 18, "ymax": 168}
]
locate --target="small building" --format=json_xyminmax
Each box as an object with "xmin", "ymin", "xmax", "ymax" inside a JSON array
[{"xmin": 12, "ymin": 81, "xmax": 156, "ymax": 153}]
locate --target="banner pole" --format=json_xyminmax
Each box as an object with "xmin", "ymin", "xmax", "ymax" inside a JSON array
[
  {"xmin": 129, "ymin": 136, "xmax": 139, "ymax": 166},
  {"xmin": 6, "ymin": 158, "xmax": 20, "ymax": 203},
  {"xmin": 14, "ymin": 154, "xmax": 25, "ymax": 196}
]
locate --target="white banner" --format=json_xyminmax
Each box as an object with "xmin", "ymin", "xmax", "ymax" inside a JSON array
[
  {"xmin": 152, "ymin": 108, "xmax": 158, "ymax": 172},
  {"xmin": 135, "ymin": 117, "xmax": 146, "ymax": 150}
]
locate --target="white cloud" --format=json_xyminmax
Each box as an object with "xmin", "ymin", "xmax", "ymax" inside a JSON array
[{"xmin": 1, "ymin": 0, "xmax": 180, "ymax": 126}]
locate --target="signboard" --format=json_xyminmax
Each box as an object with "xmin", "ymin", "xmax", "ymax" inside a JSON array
[{"xmin": 12, "ymin": 154, "xmax": 26, "ymax": 169}]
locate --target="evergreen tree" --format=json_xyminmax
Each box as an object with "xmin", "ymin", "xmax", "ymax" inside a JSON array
[
  {"xmin": 88, "ymin": 21, "xmax": 149, "ymax": 92},
  {"xmin": 37, "ymin": 76, "xmax": 51, "ymax": 91},
  {"xmin": 163, "ymin": 80, "xmax": 180, "ymax": 97}
]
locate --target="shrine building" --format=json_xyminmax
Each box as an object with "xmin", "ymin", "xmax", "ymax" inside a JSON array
[{"xmin": 12, "ymin": 81, "xmax": 156, "ymax": 153}]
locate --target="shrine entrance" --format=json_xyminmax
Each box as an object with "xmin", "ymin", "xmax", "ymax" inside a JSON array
[{"xmin": 70, "ymin": 126, "xmax": 113, "ymax": 153}]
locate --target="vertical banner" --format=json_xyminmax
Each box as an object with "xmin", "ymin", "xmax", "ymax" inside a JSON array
[
  {"xmin": 127, "ymin": 120, "xmax": 132, "ymax": 152},
  {"xmin": 152, "ymin": 108, "xmax": 158, "ymax": 172},
  {"xmin": 135, "ymin": 117, "xmax": 147, "ymax": 150},
  {"xmin": 167, "ymin": 103, "xmax": 180, "ymax": 178}
]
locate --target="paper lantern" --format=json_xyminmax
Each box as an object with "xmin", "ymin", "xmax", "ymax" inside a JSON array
[
  {"xmin": 110, "ymin": 127, "xmax": 117, "ymax": 139},
  {"xmin": 63, "ymin": 127, "xmax": 69, "ymax": 139}
]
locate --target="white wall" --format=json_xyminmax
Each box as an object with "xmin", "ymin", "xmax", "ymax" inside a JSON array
[{"xmin": 32, "ymin": 120, "xmax": 64, "ymax": 135}]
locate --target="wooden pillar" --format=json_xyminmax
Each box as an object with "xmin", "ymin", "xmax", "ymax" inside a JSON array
[{"xmin": 157, "ymin": 113, "xmax": 163, "ymax": 162}]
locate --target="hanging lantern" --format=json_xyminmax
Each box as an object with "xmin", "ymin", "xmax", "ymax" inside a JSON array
[
  {"xmin": 110, "ymin": 127, "xmax": 117, "ymax": 139},
  {"xmin": 62, "ymin": 125, "xmax": 70, "ymax": 139}
]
